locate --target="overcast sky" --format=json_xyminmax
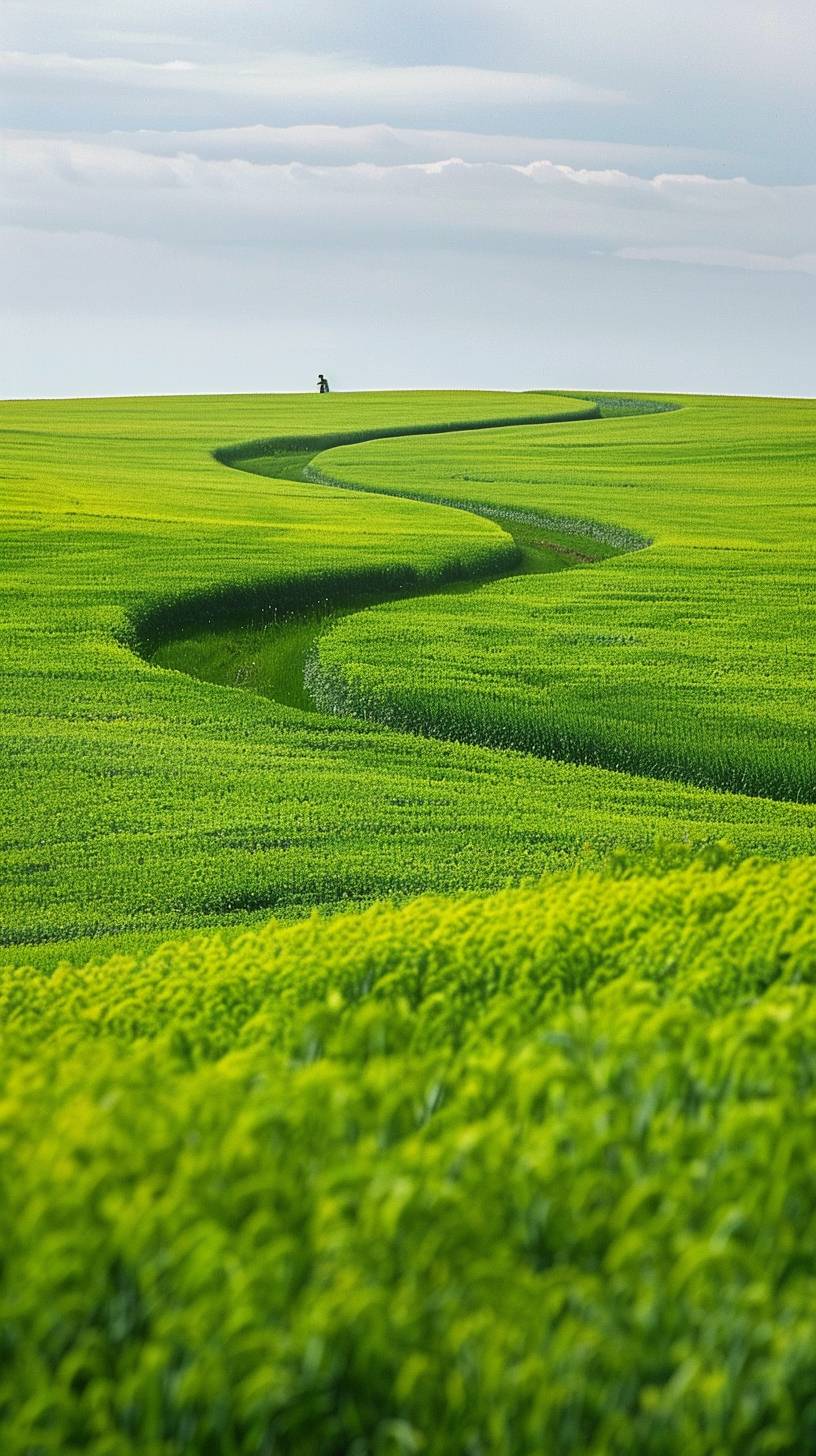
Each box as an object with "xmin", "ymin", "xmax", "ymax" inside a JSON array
[{"xmin": 3, "ymin": 1, "xmax": 815, "ymax": 398}]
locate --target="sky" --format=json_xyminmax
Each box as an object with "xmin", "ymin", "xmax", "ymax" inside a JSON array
[{"xmin": 2, "ymin": 1, "xmax": 815, "ymax": 398}]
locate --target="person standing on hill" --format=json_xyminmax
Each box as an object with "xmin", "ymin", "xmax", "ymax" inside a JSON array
[{"xmin": 317, "ymin": 373, "xmax": 330, "ymax": 394}]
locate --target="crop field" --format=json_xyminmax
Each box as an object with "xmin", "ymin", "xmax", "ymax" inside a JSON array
[
  {"xmin": 1, "ymin": 387, "xmax": 816, "ymax": 1451},
  {"xmin": 311, "ymin": 394, "xmax": 816, "ymax": 801},
  {"xmin": 2, "ymin": 390, "xmax": 815, "ymax": 964}
]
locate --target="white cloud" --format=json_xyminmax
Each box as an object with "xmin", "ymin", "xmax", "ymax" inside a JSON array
[
  {"xmin": 3, "ymin": 2, "xmax": 815, "ymax": 403},
  {"xmin": 94, "ymin": 123, "xmax": 722, "ymax": 175},
  {"xmin": 617, "ymin": 246, "xmax": 816, "ymax": 276},
  {"xmin": 469, "ymin": 0, "xmax": 816, "ymax": 92},
  {"xmin": 3, "ymin": 1, "xmax": 814, "ymax": 189},
  {"xmin": 5, "ymin": 0, "xmax": 814, "ymax": 92},
  {"xmin": 0, "ymin": 48, "xmax": 626, "ymax": 111},
  {"xmin": 2, "ymin": 133, "xmax": 813, "ymax": 274}
]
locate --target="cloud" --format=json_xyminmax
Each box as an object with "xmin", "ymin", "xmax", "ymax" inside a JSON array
[
  {"xmin": 2, "ymin": 133, "xmax": 814, "ymax": 273},
  {"xmin": 617, "ymin": 246, "xmax": 816, "ymax": 276},
  {"xmin": 97, "ymin": 123, "xmax": 722, "ymax": 175},
  {"xmin": 3, "ymin": 1, "xmax": 815, "ymax": 400},
  {"xmin": 4, "ymin": 2, "xmax": 815, "ymax": 185},
  {"xmin": 0, "ymin": 49, "xmax": 626, "ymax": 128},
  {"xmin": 5, "ymin": 1, "xmax": 814, "ymax": 90}
]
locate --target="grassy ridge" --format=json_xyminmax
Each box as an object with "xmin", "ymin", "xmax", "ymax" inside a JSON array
[
  {"xmin": 309, "ymin": 393, "xmax": 816, "ymax": 801},
  {"xmin": 1, "ymin": 852, "xmax": 815, "ymax": 1452},
  {"xmin": 4, "ymin": 389, "xmax": 814, "ymax": 962}
]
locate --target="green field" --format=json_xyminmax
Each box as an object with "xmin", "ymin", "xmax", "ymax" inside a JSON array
[
  {"xmin": 311, "ymin": 394, "xmax": 816, "ymax": 800},
  {"xmin": 2, "ymin": 390, "xmax": 815, "ymax": 964},
  {"xmin": 1, "ymin": 387, "xmax": 816, "ymax": 1451}
]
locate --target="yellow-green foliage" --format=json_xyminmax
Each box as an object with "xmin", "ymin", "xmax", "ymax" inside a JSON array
[
  {"xmin": 311, "ymin": 393, "xmax": 816, "ymax": 801},
  {"xmin": 3, "ymin": 387, "xmax": 816, "ymax": 1449},
  {"xmin": 1, "ymin": 853, "xmax": 815, "ymax": 1453},
  {"xmin": 2, "ymin": 390, "xmax": 815, "ymax": 962}
]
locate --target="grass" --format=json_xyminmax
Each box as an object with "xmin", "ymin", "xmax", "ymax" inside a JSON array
[
  {"xmin": 6, "ymin": 388, "xmax": 814, "ymax": 964},
  {"xmin": 310, "ymin": 393, "xmax": 816, "ymax": 801},
  {"xmin": 1, "ymin": 850, "xmax": 816, "ymax": 1453},
  {"xmin": 2, "ymin": 385, "xmax": 816, "ymax": 1450},
  {"xmin": 152, "ymin": 443, "xmax": 617, "ymax": 711}
]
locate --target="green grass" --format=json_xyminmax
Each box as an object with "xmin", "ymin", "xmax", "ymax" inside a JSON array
[
  {"xmin": 6, "ymin": 388, "xmax": 814, "ymax": 963},
  {"xmin": 152, "ymin": 443, "xmax": 614, "ymax": 711},
  {"xmin": 1, "ymin": 851, "xmax": 816, "ymax": 1454},
  {"xmin": 2, "ymin": 385, "xmax": 816, "ymax": 1451},
  {"xmin": 310, "ymin": 393, "xmax": 816, "ymax": 802}
]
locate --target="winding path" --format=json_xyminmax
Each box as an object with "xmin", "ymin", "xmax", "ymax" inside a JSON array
[{"xmin": 148, "ymin": 403, "xmax": 652, "ymax": 717}]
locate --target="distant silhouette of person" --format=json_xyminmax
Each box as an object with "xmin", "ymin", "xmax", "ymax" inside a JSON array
[{"xmin": 318, "ymin": 373, "xmax": 330, "ymax": 394}]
